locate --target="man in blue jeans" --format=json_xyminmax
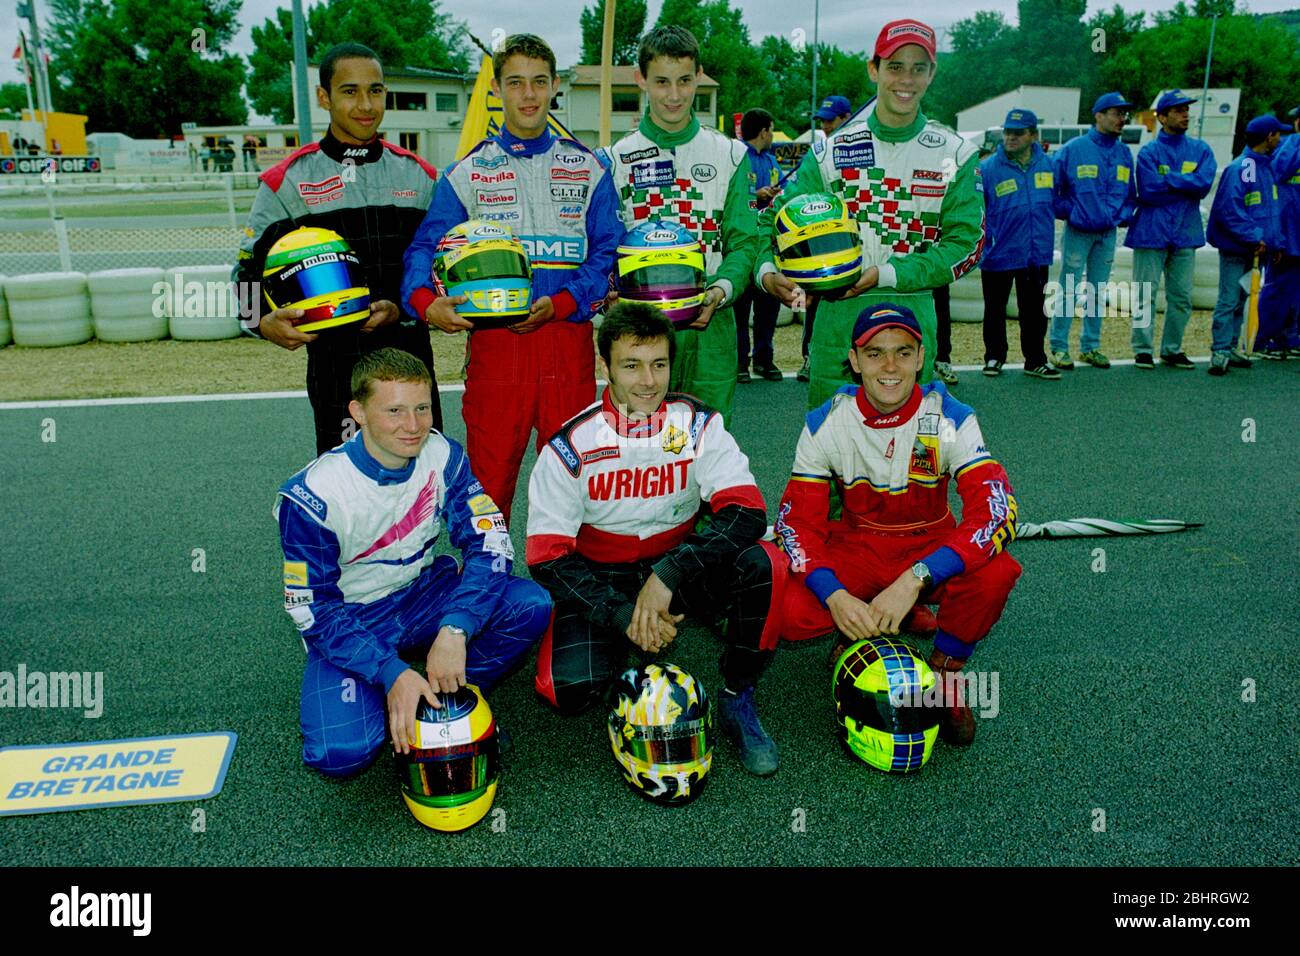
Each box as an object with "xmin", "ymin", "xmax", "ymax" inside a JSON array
[
  {"xmin": 1204, "ymin": 116, "xmax": 1286, "ymax": 375},
  {"xmin": 1125, "ymin": 90, "xmax": 1216, "ymax": 371},
  {"xmin": 1049, "ymin": 92, "xmax": 1137, "ymax": 370}
]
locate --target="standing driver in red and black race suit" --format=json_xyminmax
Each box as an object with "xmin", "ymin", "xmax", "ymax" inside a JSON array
[
  {"xmin": 235, "ymin": 43, "xmax": 441, "ymax": 455},
  {"xmin": 774, "ymin": 302, "xmax": 1022, "ymax": 745}
]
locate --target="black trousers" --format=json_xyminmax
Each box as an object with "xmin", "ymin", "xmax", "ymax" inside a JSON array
[
  {"xmin": 801, "ymin": 295, "xmax": 819, "ymax": 358},
  {"xmin": 981, "ymin": 266, "xmax": 1049, "ymax": 367},
  {"xmin": 305, "ymin": 322, "xmax": 441, "ymax": 456},
  {"xmin": 735, "ymin": 282, "xmax": 782, "ymax": 369},
  {"xmin": 538, "ymin": 545, "xmax": 781, "ymax": 715},
  {"xmin": 933, "ymin": 284, "xmax": 952, "ymax": 364}
]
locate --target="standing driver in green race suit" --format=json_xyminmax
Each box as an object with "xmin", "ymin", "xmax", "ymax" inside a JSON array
[
  {"xmin": 602, "ymin": 25, "xmax": 762, "ymax": 420},
  {"xmin": 757, "ymin": 19, "xmax": 985, "ymax": 408}
]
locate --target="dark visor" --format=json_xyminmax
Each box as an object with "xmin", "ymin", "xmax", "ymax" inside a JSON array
[
  {"xmin": 619, "ymin": 263, "xmax": 703, "ymax": 293},
  {"xmin": 781, "ymin": 231, "xmax": 859, "ymax": 262},
  {"xmin": 441, "ymin": 249, "xmax": 529, "ymax": 285},
  {"xmin": 398, "ymin": 737, "xmax": 500, "ymax": 798},
  {"xmin": 838, "ymin": 686, "xmax": 935, "ymax": 735}
]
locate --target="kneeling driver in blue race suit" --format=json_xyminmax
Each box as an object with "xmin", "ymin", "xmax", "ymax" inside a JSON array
[{"xmin": 275, "ymin": 347, "xmax": 551, "ymax": 777}]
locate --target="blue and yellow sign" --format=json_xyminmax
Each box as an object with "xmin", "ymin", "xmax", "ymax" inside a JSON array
[{"xmin": 0, "ymin": 732, "xmax": 236, "ymax": 816}]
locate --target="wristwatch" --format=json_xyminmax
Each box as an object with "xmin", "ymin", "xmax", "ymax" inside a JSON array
[{"xmin": 910, "ymin": 561, "xmax": 934, "ymax": 591}]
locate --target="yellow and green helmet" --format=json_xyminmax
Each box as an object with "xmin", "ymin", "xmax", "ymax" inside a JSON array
[
  {"xmin": 832, "ymin": 637, "xmax": 939, "ymax": 774},
  {"xmin": 261, "ymin": 226, "xmax": 371, "ymax": 332},
  {"xmin": 773, "ymin": 192, "xmax": 862, "ymax": 297},
  {"xmin": 431, "ymin": 220, "xmax": 533, "ymax": 328},
  {"xmin": 394, "ymin": 684, "xmax": 500, "ymax": 832}
]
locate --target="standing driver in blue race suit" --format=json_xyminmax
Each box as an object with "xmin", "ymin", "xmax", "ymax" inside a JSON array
[
  {"xmin": 1048, "ymin": 92, "xmax": 1137, "ymax": 371},
  {"xmin": 275, "ymin": 348, "xmax": 551, "ymax": 777}
]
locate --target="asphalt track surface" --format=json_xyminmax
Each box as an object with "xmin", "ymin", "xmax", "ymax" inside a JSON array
[{"xmin": 2, "ymin": 361, "xmax": 1297, "ymax": 866}]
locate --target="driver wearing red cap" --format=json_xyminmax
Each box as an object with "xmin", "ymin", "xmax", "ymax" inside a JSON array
[{"xmin": 773, "ymin": 302, "xmax": 1022, "ymax": 746}]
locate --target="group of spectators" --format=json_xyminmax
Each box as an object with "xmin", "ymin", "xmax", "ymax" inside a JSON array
[{"xmin": 732, "ymin": 90, "xmax": 1300, "ymax": 384}]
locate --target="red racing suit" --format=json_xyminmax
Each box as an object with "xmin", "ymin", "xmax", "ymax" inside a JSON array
[{"xmin": 774, "ymin": 382, "xmax": 1021, "ymax": 658}]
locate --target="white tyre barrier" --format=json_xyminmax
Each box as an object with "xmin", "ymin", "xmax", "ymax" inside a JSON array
[
  {"xmin": 165, "ymin": 265, "xmax": 243, "ymax": 340},
  {"xmin": 948, "ymin": 273, "xmax": 983, "ymax": 300},
  {"xmin": 89, "ymin": 267, "xmax": 168, "ymax": 342},
  {"xmin": 949, "ymin": 296, "xmax": 983, "ymax": 322},
  {"xmin": 775, "ymin": 304, "xmax": 795, "ymax": 328},
  {"xmin": 5, "ymin": 272, "xmax": 93, "ymax": 347},
  {"xmin": 0, "ymin": 276, "xmax": 10, "ymax": 347}
]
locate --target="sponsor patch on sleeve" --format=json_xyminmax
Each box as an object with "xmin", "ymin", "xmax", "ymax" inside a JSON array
[
  {"xmin": 474, "ymin": 513, "xmax": 509, "ymax": 535},
  {"xmin": 283, "ymin": 561, "xmax": 308, "ymax": 587},
  {"xmin": 467, "ymin": 493, "xmax": 501, "ymax": 516}
]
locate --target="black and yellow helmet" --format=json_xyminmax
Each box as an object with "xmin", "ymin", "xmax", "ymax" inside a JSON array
[
  {"xmin": 261, "ymin": 226, "xmax": 371, "ymax": 331},
  {"xmin": 832, "ymin": 638, "xmax": 939, "ymax": 773},
  {"xmin": 394, "ymin": 685, "xmax": 500, "ymax": 831},
  {"xmin": 607, "ymin": 663, "xmax": 712, "ymax": 804}
]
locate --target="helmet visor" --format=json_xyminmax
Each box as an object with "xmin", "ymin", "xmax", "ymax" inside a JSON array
[
  {"xmin": 839, "ymin": 687, "xmax": 936, "ymax": 735},
  {"xmin": 399, "ymin": 737, "xmax": 501, "ymax": 799},
  {"xmin": 441, "ymin": 249, "xmax": 530, "ymax": 285},
  {"xmin": 618, "ymin": 262, "xmax": 704, "ymax": 294},
  {"xmin": 265, "ymin": 251, "xmax": 364, "ymax": 306},
  {"xmin": 618, "ymin": 717, "xmax": 710, "ymax": 765},
  {"xmin": 780, "ymin": 231, "xmax": 860, "ymax": 263}
]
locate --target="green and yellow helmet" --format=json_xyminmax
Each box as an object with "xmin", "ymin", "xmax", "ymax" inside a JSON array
[
  {"xmin": 833, "ymin": 637, "xmax": 939, "ymax": 773},
  {"xmin": 607, "ymin": 663, "xmax": 712, "ymax": 804},
  {"xmin": 431, "ymin": 220, "xmax": 532, "ymax": 328},
  {"xmin": 773, "ymin": 192, "xmax": 862, "ymax": 298},
  {"xmin": 261, "ymin": 226, "xmax": 371, "ymax": 331},
  {"xmin": 394, "ymin": 684, "xmax": 500, "ymax": 832}
]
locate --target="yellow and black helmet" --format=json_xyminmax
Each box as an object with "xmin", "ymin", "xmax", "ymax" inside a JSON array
[
  {"xmin": 607, "ymin": 663, "xmax": 712, "ymax": 804},
  {"xmin": 832, "ymin": 637, "xmax": 939, "ymax": 773}
]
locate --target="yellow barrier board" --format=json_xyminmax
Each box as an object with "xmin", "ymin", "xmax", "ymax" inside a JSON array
[{"xmin": 0, "ymin": 732, "xmax": 236, "ymax": 816}]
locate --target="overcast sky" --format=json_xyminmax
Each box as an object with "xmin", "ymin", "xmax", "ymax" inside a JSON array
[{"xmin": 4, "ymin": 0, "xmax": 1296, "ymax": 82}]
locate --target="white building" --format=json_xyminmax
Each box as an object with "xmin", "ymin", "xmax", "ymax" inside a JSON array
[
  {"xmin": 555, "ymin": 65, "xmax": 719, "ymax": 146},
  {"xmin": 957, "ymin": 86, "xmax": 1082, "ymax": 132}
]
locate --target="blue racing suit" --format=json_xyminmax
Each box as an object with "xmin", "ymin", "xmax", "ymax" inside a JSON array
[
  {"xmin": 275, "ymin": 431, "xmax": 551, "ymax": 777},
  {"xmin": 1125, "ymin": 130, "xmax": 1216, "ymax": 249}
]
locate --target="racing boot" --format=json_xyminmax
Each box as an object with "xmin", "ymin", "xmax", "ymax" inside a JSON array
[
  {"xmin": 718, "ymin": 684, "xmax": 779, "ymax": 776},
  {"xmin": 928, "ymin": 649, "xmax": 976, "ymax": 746}
]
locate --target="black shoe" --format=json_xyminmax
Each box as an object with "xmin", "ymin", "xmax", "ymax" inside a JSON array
[
  {"xmin": 1024, "ymin": 364, "xmax": 1062, "ymax": 380},
  {"xmin": 1227, "ymin": 348, "xmax": 1253, "ymax": 369},
  {"xmin": 755, "ymin": 363, "xmax": 784, "ymax": 382},
  {"xmin": 737, "ymin": 369, "xmax": 752, "ymax": 383},
  {"xmin": 796, "ymin": 357, "xmax": 810, "ymax": 382},
  {"xmin": 1160, "ymin": 351, "xmax": 1195, "ymax": 370},
  {"xmin": 1208, "ymin": 352, "xmax": 1229, "ymax": 376},
  {"xmin": 1134, "ymin": 352, "xmax": 1154, "ymax": 370},
  {"xmin": 1259, "ymin": 347, "xmax": 1286, "ymax": 361},
  {"xmin": 982, "ymin": 359, "xmax": 1003, "ymax": 377}
]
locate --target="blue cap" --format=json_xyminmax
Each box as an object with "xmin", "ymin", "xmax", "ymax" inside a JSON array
[
  {"xmin": 1003, "ymin": 108, "xmax": 1039, "ymax": 130},
  {"xmin": 852, "ymin": 303, "xmax": 923, "ymax": 347},
  {"xmin": 1155, "ymin": 89, "xmax": 1197, "ymax": 112},
  {"xmin": 1092, "ymin": 92, "xmax": 1135, "ymax": 114},
  {"xmin": 815, "ymin": 95, "xmax": 852, "ymax": 121},
  {"xmin": 1245, "ymin": 114, "xmax": 1289, "ymax": 136}
]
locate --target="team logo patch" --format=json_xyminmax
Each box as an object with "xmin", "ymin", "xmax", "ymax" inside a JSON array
[
  {"xmin": 581, "ymin": 446, "xmax": 620, "ymax": 465},
  {"xmin": 467, "ymin": 493, "xmax": 501, "ymax": 516},
  {"xmin": 913, "ymin": 169, "xmax": 944, "ymax": 181},
  {"xmin": 470, "ymin": 169, "xmax": 516, "ymax": 185},
  {"xmin": 549, "ymin": 435, "xmax": 582, "ymax": 474},
  {"xmin": 995, "ymin": 179, "xmax": 1018, "ymax": 197},
  {"xmin": 550, "ymin": 167, "xmax": 590, "ymax": 181},
  {"xmin": 833, "ymin": 142, "xmax": 875, "ymax": 170},
  {"xmin": 690, "ymin": 163, "xmax": 717, "ymax": 182},
  {"xmin": 619, "ymin": 146, "xmax": 660, "ymax": 164},
  {"xmin": 837, "ymin": 129, "xmax": 872, "ymax": 146},
  {"xmin": 472, "ymin": 154, "xmax": 509, "ymax": 169},
  {"xmin": 1034, "ymin": 171, "xmax": 1053, "ymax": 189},
  {"xmin": 555, "ymin": 152, "xmax": 586, "ymax": 166},
  {"xmin": 283, "ymin": 561, "xmax": 309, "ymax": 587},
  {"xmin": 477, "ymin": 189, "xmax": 517, "ymax": 206},
  {"xmin": 284, "ymin": 588, "xmax": 313, "ymax": 608},
  {"xmin": 913, "ymin": 184, "xmax": 946, "ymax": 198},
  {"xmin": 391, "ymin": 189, "xmax": 416, "ymax": 198},
  {"xmin": 909, "ymin": 436, "xmax": 939, "ymax": 478},
  {"xmin": 550, "ymin": 183, "xmax": 588, "ymax": 202},
  {"xmin": 480, "ymin": 211, "xmax": 522, "ymax": 223},
  {"xmin": 661, "ymin": 424, "xmax": 688, "ymax": 455},
  {"xmin": 918, "ymin": 131, "xmax": 947, "ymax": 148},
  {"xmin": 630, "ymin": 160, "xmax": 675, "ymax": 189},
  {"xmin": 917, "ymin": 413, "xmax": 941, "ymax": 436},
  {"xmin": 557, "ymin": 204, "xmax": 584, "ymax": 220},
  {"xmin": 289, "ymin": 483, "xmax": 325, "ymax": 517},
  {"xmin": 474, "ymin": 513, "xmax": 508, "ymax": 534}
]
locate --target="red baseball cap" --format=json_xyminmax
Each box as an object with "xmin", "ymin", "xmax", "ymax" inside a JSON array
[{"xmin": 874, "ymin": 19, "xmax": 937, "ymax": 62}]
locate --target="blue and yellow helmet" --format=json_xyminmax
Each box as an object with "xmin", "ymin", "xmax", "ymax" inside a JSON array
[
  {"xmin": 833, "ymin": 638, "xmax": 939, "ymax": 774},
  {"xmin": 773, "ymin": 192, "xmax": 862, "ymax": 298},
  {"xmin": 607, "ymin": 663, "xmax": 712, "ymax": 804},
  {"xmin": 615, "ymin": 221, "xmax": 707, "ymax": 328},
  {"xmin": 394, "ymin": 684, "xmax": 500, "ymax": 831},
  {"xmin": 261, "ymin": 226, "xmax": 371, "ymax": 332},
  {"xmin": 432, "ymin": 220, "xmax": 532, "ymax": 328}
]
